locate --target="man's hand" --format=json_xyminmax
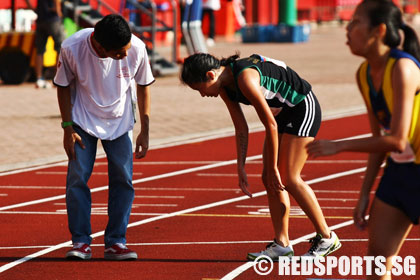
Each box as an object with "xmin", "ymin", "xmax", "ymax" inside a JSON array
[
  {"xmin": 135, "ymin": 130, "xmax": 149, "ymax": 159},
  {"xmin": 63, "ymin": 127, "xmax": 84, "ymax": 160}
]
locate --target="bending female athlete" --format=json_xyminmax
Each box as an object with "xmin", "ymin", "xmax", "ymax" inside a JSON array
[
  {"xmin": 181, "ymin": 53, "xmax": 341, "ymax": 259},
  {"xmin": 307, "ymin": 1, "xmax": 420, "ymax": 279}
]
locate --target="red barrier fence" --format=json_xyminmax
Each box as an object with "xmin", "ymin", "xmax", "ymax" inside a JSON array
[{"xmin": 297, "ymin": 0, "xmax": 420, "ymax": 22}]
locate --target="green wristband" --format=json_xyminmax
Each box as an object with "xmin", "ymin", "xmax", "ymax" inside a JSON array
[{"xmin": 61, "ymin": 121, "xmax": 74, "ymax": 128}]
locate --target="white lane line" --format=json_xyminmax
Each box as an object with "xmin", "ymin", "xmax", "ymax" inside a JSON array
[
  {"xmin": 196, "ymin": 173, "xmax": 261, "ymax": 177},
  {"xmin": 35, "ymin": 171, "xmax": 143, "ymax": 176},
  {"xmin": 313, "ymin": 190, "xmax": 366, "ymax": 193},
  {"xmin": 0, "ymin": 186, "xmax": 238, "ymax": 191},
  {"xmin": 0, "ymin": 162, "xmax": 68, "ymax": 177},
  {"xmin": 0, "ymin": 211, "xmax": 168, "ymax": 216},
  {"xmin": 319, "ymin": 206, "xmax": 355, "ymax": 210},
  {"xmin": 0, "ymin": 186, "xmax": 65, "ymax": 189},
  {"xmin": 127, "ymin": 161, "xmax": 263, "ymax": 165},
  {"xmin": 220, "ymin": 220, "xmax": 356, "ymax": 280},
  {"xmin": 0, "ymin": 155, "xmax": 262, "ymax": 212},
  {"xmin": 135, "ymin": 195, "xmax": 185, "ymax": 199},
  {"xmin": 0, "ymin": 192, "xmax": 75, "ymax": 212},
  {"xmin": 133, "ymin": 161, "xmax": 222, "ymax": 165},
  {"xmin": 132, "ymin": 204, "xmax": 178, "ymax": 207},
  {"xmin": 306, "ymin": 160, "xmax": 367, "ymax": 164},
  {"xmin": 2, "ymin": 238, "xmax": 420, "ymax": 251},
  {"xmin": 53, "ymin": 203, "xmax": 178, "ymax": 207},
  {"xmin": 134, "ymin": 187, "xmax": 240, "ymax": 192},
  {"xmin": 54, "ymin": 203, "xmax": 105, "ymax": 206},
  {"xmin": 0, "ymin": 165, "xmax": 367, "ymax": 273},
  {"xmin": 318, "ymin": 198, "xmax": 358, "ymax": 201},
  {"xmin": 237, "ymin": 160, "xmax": 367, "ymax": 164},
  {"xmin": 237, "ymin": 205, "xmax": 355, "ymax": 210}
]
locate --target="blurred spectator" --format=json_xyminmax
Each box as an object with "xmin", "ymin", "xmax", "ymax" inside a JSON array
[
  {"xmin": 25, "ymin": 0, "xmax": 65, "ymax": 89},
  {"xmin": 202, "ymin": 0, "xmax": 220, "ymax": 47},
  {"xmin": 229, "ymin": 0, "xmax": 245, "ymax": 30}
]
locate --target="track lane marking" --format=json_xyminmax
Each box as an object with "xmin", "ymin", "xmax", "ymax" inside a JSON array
[
  {"xmin": 2, "ymin": 239, "xmax": 419, "ymax": 251},
  {"xmin": 0, "ymin": 155, "xmax": 261, "ymax": 211},
  {"xmin": 0, "ymin": 165, "xmax": 366, "ymax": 273},
  {"xmin": 35, "ymin": 171, "xmax": 143, "ymax": 176},
  {"xmin": 220, "ymin": 220, "xmax": 356, "ymax": 280}
]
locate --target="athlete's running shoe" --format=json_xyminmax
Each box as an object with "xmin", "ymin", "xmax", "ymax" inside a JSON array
[
  {"xmin": 302, "ymin": 231, "xmax": 341, "ymax": 257},
  {"xmin": 65, "ymin": 243, "xmax": 92, "ymax": 260},
  {"xmin": 104, "ymin": 243, "xmax": 137, "ymax": 260},
  {"xmin": 247, "ymin": 240, "xmax": 294, "ymax": 261}
]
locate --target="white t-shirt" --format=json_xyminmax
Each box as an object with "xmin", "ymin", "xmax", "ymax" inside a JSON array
[{"xmin": 54, "ymin": 28, "xmax": 154, "ymax": 140}]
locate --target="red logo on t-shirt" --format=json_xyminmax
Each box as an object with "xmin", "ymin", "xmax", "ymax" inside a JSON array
[{"xmin": 117, "ymin": 66, "xmax": 131, "ymax": 78}]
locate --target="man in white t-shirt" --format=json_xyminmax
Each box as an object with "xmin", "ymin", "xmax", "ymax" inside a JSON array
[{"xmin": 54, "ymin": 14, "xmax": 155, "ymax": 261}]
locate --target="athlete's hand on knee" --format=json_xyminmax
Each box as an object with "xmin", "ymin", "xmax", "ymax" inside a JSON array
[
  {"xmin": 135, "ymin": 130, "xmax": 149, "ymax": 159},
  {"xmin": 307, "ymin": 139, "xmax": 339, "ymax": 158},
  {"xmin": 268, "ymin": 170, "xmax": 285, "ymax": 193},
  {"xmin": 353, "ymin": 195, "xmax": 369, "ymax": 230},
  {"xmin": 238, "ymin": 169, "xmax": 252, "ymax": 197},
  {"xmin": 63, "ymin": 127, "xmax": 84, "ymax": 160}
]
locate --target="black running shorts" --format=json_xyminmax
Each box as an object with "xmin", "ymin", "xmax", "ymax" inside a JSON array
[
  {"xmin": 376, "ymin": 158, "xmax": 420, "ymax": 225},
  {"xmin": 275, "ymin": 91, "xmax": 321, "ymax": 137}
]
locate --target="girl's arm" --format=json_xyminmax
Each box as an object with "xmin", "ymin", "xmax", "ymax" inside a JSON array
[
  {"xmin": 309, "ymin": 59, "xmax": 418, "ymax": 156},
  {"xmin": 236, "ymin": 68, "xmax": 283, "ymax": 193},
  {"xmin": 220, "ymin": 89, "xmax": 252, "ymax": 197},
  {"xmin": 354, "ymin": 108, "xmax": 386, "ymax": 230}
]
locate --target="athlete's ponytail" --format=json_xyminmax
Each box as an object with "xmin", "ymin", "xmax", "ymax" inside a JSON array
[
  {"xmin": 401, "ymin": 24, "xmax": 420, "ymax": 61},
  {"xmin": 360, "ymin": 0, "xmax": 420, "ymax": 61},
  {"xmin": 220, "ymin": 54, "xmax": 240, "ymax": 67},
  {"xmin": 181, "ymin": 53, "xmax": 240, "ymax": 85}
]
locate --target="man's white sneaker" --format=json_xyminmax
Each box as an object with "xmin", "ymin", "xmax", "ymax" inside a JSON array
[
  {"xmin": 302, "ymin": 231, "xmax": 341, "ymax": 257},
  {"xmin": 247, "ymin": 240, "xmax": 294, "ymax": 261}
]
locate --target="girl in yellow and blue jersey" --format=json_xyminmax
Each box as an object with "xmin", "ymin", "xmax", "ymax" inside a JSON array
[{"xmin": 308, "ymin": 0, "xmax": 420, "ymax": 279}]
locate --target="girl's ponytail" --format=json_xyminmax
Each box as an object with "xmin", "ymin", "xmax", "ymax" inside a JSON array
[
  {"xmin": 220, "ymin": 54, "xmax": 240, "ymax": 66},
  {"xmin": 361, "ymin": 0, "xmax": 420, "ymax": 61},
  {"xmin": 401, "ymin": 24, "xmax": 420, "ymax": 62}
]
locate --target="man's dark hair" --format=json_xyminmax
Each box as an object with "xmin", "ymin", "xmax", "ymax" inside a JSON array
[{"xmin": 94, "ymin": 14, "xmax": 131, "ymax": 51}]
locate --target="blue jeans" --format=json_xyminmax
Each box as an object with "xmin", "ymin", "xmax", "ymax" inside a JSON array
[{"xmin": 66, "ymin": 126, "xmax": 134, "ymax": 248}]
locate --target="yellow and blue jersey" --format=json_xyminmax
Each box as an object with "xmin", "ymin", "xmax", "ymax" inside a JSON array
[{"xmin": 358, "ymin": 49, "xmax": 420, "ymax": 164}]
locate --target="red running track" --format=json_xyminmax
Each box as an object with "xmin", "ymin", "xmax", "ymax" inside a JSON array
[{"xmin": 0, "ymin": 114, "xmax": 419, "ymax": 280}]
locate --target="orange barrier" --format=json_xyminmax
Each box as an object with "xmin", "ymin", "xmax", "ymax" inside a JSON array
[
  {"xmin": 0, "ymin": 31, "xmax": 58, "ymax": 67},
  {"xmin": 0, "ymin": 31, "xmax": 36, "ymax": 67},
  {"xmin": 297, "ymin": 0, "xmax": 419, "ymax": 22}
]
